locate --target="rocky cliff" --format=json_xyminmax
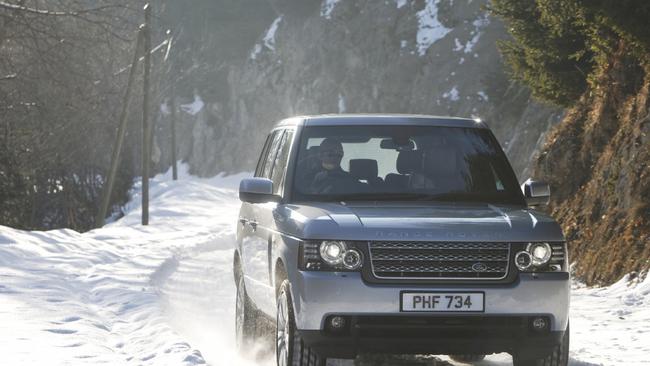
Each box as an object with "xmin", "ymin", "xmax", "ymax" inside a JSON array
[
  {"xmin": 488, "ymin": 0, "xmax": 650, "ymax": 285},
  {"xmin": 156, "ymin": 0, "xmax": 561, "ymax": 180},
  {"xmin": 534, "ymin": 60, "xmax": 650, "ymax": 285}
]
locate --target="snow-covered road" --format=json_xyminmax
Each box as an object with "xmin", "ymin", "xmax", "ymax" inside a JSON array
[{"xmin": 0, "ymin": 167, "xmax": 648, "ymax": 365}]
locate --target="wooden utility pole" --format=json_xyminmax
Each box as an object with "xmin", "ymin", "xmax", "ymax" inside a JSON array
[
  {"xmin": 141, "ymin": 3, "xmax": 152, "ymax": 225},
  {"xmin": 96, "ymin": 30, "xmax": 143, "ymax": 228},
  {"xmin": 170, "ymin": 83, "xmax": 178, "ymax": 180},
  {"xmin": 163, "ymin": 30, "xmax": 178, "ymax": 181}
]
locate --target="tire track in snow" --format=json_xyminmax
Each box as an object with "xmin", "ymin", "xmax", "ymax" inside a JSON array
[
  {"xmin": 154, "ymin": 230, "xmax": 462, "ymax": 366},
  {"xmin": 157, "ymin": 230, "xmax": 274, "ymax": 366}
]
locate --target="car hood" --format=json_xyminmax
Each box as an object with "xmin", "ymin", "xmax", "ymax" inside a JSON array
[{"xmin": 275, "ymin": 202, "xmax": 564, "ymax": 242}]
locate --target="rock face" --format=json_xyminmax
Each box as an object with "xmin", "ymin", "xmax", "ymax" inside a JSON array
[
  {"xmin": 534, "ymin": 62, "xmax": 650, "ymax": 285},
  {"xmin": 157, "ymin": 0, "xmax": 561, "ymax": 180}
]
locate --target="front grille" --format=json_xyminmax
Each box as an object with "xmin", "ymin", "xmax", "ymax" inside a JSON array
[{"xmin": 368, "ymin": 241, "xmax": 510, "ymax": 280}]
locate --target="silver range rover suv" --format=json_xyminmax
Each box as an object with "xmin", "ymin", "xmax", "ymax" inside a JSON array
[{"xmin": 234, "ymin": 114, "xmax": 570, "ymax": 366}]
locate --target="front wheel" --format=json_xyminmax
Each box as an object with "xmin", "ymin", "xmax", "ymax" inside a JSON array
[
  {"xmin": 235, "ymin": 276, "xmax": 257, "ymax": 354},
  {"xmin": 513, "ymin": 325, "xmax": 570, "ymax": 366},
  {"xmin": 276, "ymin": 280, "xmax": 326, "ymax": 366}
]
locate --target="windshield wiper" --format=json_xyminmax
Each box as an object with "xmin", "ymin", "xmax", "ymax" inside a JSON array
[
  {"xmin": 415, "ymin": 191, "xmax": 511, "ymax": 203},
  {"xmin": 320, "ymin": 193, "xmax": 433, "ymax": 202},
  {"xmin": 318, "ymin": 191, "xmax": 515, "ymax": 204}
]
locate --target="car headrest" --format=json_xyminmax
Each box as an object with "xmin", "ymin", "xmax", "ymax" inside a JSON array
[
  {"xmin": 307, "ymin": 145, "xmax": 319, "ymax": 155},
  {"xmin": 396, "ymin": 150, "xmax": 423, "ymax": 174},
  {"xmin": 298, "ymin": 145, "xmax": 321, "ymax": 169},
  {"xmin": 349, "ymin": 159, "xmax": 379, "ymax": 180},
  {"xmin": 422, "ymin": 145, "xmax": 457, "ymax": 177}
]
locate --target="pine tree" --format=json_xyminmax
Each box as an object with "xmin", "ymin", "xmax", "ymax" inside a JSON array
[
  {"xmin": 489, "ymin": 0, "xmax": 650, "ymax": 106},
  {"xmin": 489, "ymin": 0, "xmax": 594, "ymax": 106}
]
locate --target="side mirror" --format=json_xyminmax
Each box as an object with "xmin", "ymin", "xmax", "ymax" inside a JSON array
[
  {"xmin": 239, "ymin": 178, "xmax": 281, "ymax": 204},
  {"xmin": 521, "ymin": 179, "xmax": 550, "ymax": 206}
]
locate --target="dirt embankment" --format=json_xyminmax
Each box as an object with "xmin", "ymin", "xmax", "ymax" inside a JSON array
[{"xmin": 534, "ymin": 51, "xmax": 650, "ymax": 285}]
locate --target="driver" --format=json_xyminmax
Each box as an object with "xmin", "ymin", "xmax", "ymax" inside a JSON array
[{"xmin": 308, "ymin": 138, "xmax": 358, "ymax": 194}]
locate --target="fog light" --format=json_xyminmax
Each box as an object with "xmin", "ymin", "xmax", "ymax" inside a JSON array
[
  {"xmin": 342, "ymin": 249, "xmax": 363, "ymax": 270},
  {"xmin": 329, "ymin": 316, "xmax": 346, "ymax": 330},
  {"xmin": 531, "ymin": 317, "xmax": 548, "ymax": 332},
  {"xmin": 515, "ymin": 251, "xmax": 533, "ymax": 271}
]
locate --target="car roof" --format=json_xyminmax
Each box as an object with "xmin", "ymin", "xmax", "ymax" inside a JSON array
[{"xmin": 274, "ymin": 114, "xmax": 488, "ymax": 129}]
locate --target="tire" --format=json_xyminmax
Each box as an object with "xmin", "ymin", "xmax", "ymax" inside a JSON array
[
  {"xmin": 449, "ymin": 354, "xmax": 486, "ymax": 363},
  {"xmin": 513, "ymin": 324, "xmax": 570, "ymax": 366},
  {"xmin": 276, "ymin": 280, "xmax": 326, "ymax": 366},
  {"xmin": 235, "ymin": 275, "xmax": 257, "ymax": 355}
]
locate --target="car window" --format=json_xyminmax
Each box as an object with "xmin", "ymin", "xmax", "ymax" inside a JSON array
[
  {"xmin": 260, "ymin": 130, "xmax": 283, "ymax": 179},
  {"xmin": 271, "ymin": 129, "xmax": 294, "ymax": 195},
  {"xmin": 292, "ymin": 125, "xmax": 525, "ymax": 205},
  {"xmin": 254, "ymin": 133, "xmax": 273, "ymax": 177}
]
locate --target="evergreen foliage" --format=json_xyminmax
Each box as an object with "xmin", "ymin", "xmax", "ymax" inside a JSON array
[
  {"xmin": 490, "ymin": 0, "xmax": 650, "ymax": 106},
  {"xmin": 0, "ymin": 147, "xmax": 27, "ymax": 228}
]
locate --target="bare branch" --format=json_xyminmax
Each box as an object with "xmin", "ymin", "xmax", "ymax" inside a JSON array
[
  {"xmin": 114, "ymin": 38, "xmax": 169, "ymax": 76},
  {"xmin": 0, "ymin": 1, "xmax": 120, "ymax": 16}
]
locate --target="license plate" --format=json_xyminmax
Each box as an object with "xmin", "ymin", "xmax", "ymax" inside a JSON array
[{"xmin": 401, "ymin": 292, "xmax": 485, "ymax": 312}]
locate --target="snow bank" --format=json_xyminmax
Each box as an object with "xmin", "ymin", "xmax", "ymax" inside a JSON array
[
  {"xmin": 250, "ymin": 16, "xmax": 283, "ymax": 60},
  {"xmin": 443, "ymin": 86, "xmax": 460, "ymax": 101},
  {"xmin": 569, "ymin": 274, "xmax": 650, "ymax": 365},
  {"xmin": 453, "ymin": 14, "xmax": 490, "ymax": 54},
  {"xmin": 180, "ymin": 94, "xmax": 205, "ymax": 116},
  {"xmin": 338, "ymin": 93, "xmax": 347, "ymax": 113},
  {"xmin": 0, "ymin": 166, "xmax": 254, "ymax": 365},
  {"xmin": 321, "ymin": 0, "xmax": 342, "ymax": 19},
  {"xmin": 263, "ymin": 16, "xmax": 283, "ymax": 52},
  {"xmin": 416, "ymin": 0, "xmax": 452, "ymax": 56}
]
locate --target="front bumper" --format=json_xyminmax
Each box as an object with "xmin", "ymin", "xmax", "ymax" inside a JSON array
[
  {"xmin": 290, "ymin": 270, "xmax": 569, "ymax": 358},
  {"xmin": 292, "ymin": 271, "xmax": 570, "ymax": 331},
  {"xmin": 299, "ymin": 316, "xmax": 565, "ymax": 359}
]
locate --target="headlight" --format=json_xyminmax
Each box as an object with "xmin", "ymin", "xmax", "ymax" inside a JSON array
[
  {"xmin": 320, "ymin": 241, "xmax": 346, "ymax": 265},
  {"xmin": 299, "ymin": 241, "xmax": 364, "ymax": 271},
  {"xmin": 515, "ymin": 242, "xmax": 567, "ymax": 272},
  {"xmin": 527, "ymin": 242, "xmax": 552, "ymax": 266}
]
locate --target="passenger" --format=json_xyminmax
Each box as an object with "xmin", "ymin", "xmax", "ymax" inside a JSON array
[{"xmin": 309, "ymin": 138, "xmax": 360, "ymax": 194}]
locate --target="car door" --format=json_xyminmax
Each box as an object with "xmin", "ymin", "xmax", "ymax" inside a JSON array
[
  {"xmin": 240, "ymin": 129, "xmax": 284, "ymax": 313},
  {"xmin": 246, "ymin": 128, "xmax": 295, "ymax": 315},
  {"xmin": 257, "ymin": 129, "xmax": 294, "ymax": 311}
]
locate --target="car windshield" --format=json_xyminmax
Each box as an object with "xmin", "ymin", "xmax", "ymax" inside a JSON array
[{"xmin": 292, "ymin": 125, "xmax": 525, "ymax": 205}]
